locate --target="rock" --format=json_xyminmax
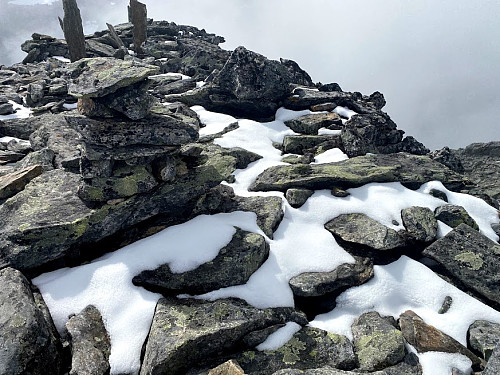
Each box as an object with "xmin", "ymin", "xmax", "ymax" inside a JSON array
[
  {"xmin": 319, "ymin": 83, "xmax": 343, "ymax": 92},
  {"xmin": 434, "ymin": 204, "xmax": 479, "ymax": 230},
  {"xmin": 491, "ymin": 223, "xmax": 500, "ymax": 238},
  {"xmin": 0, "ymin": 267, "xmax": 63, "ymax": 375},
  {"xmin": 208, "ymin": 360, "xmax": 245, "ymax": 375},
  {"xmin": 249, "ymin": 153, "xmax": 469, "ymax": 193},
  {"xmin": 282, "ymin": 135, "xmax": 342, "ymax": 155},
  {"xmin": 0, "ymin": 150, "xmax": 25, "ymax": 164},
  {"xmin": 0, "ymin": 115, "xmax": 53, "ymax": 139},
  {"xmin": 281, "ymin": 154, "xmax": 315, "ymax": 165},
  {"xmin": 235, "ymin": 327, "xmax": 356, "ymax": 374},
  {"xmin": 285, "ymin": 188, "xmax": 314, "ymax": 208},
  {"xmin": 0, "ymin": 102, "xmax": 15, "ymax": 115},
  {"xmin": 331, "ymin": 187, "xmax": 349, "ymax": 198},
  {"xmin": 14, "ymin": 148, "xmax": 55, "ymax": 172},
  {"xmin": 311, "ymin": 103, "xmax": 337, "ymax": 112},
  {"xmin": 438, "ymin": 296, "xmax": 453, "ymax": 314},
  {"xmin": 66, "ymin": 305, "xmax": 111, "ymax": 375},
  {"xmin": 242, "ymin": 325, "xmax": 286, "ymax": 348},
  {"xmin": 483, "ymin": 343, "xmax": 500, "ymax": 375},
  {"xmin": 351, "ymin": 311, "xmax": 406, "ymax": 371},
  {"xmin": 429, "ymin": 188, "xmax": 448, "ymax": 202},
  {"xmin": 6, "ymin": 138, "xmax": 32, "ymax": 154},
  {"xmin": 429, "ymin": 146, "xmax": 465, "ymax": 173},
  {"xmin": 284, "ymin": 113, "xmax": 342, "ymax": 135},
  {"xmin": 67, "ymin": 57, "xmax": 159, "ymax": 98},
  {"xmin": 139, "ymin": 297, "xmax": 307, "ymax": 375},
  {"xmin": 154, "ymin": 78, "xmax": 197, "ymax": 95},
  {"xmin": 399, "ymin": 310, "xmax": 482, "ymax": 366},
  {"xmin": 0, "ymin": 165, "xmax": 44, "ymax": 199},
  {"xmin": 422, "ymin": 224, "xmax": 500, "ymax": 308},
  {"xmin": 467, "ymin": 320, "xmax": 500, "ymax": 360},
  {"xmin": 325, "ymin": 213, "xmax": 407, "ymax": 251},
  {"xmin": 132, "ymin": 228, "xmax": 269, "ymax": 295},
  {"xmin": 401, "ymin": 206, "xmax": 438, "ymax": 242}
]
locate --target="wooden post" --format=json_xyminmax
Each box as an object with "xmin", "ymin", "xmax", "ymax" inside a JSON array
[
  {"xmin": 128, "ymin": 0, "xmax": 147, "ymax": 55},
  {"xmin": 60, "ymin": 0, "xmax": 86, "ymax": 62}
]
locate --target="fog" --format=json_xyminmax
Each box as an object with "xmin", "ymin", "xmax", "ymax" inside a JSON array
[{"xmin": 1, "ymin": 0, "xmax": 499, "ymax": 150}]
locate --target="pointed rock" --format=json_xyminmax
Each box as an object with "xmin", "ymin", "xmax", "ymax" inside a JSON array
[
  {"xmin": 401, "ymin": 206, "xmax": 438, "ymax": 242},
  {"xmin": 208, "ymin": 360, "xmax": 245, "ymax": 375},
  {"xmin": 0, "ymin": 164, "xmax": 43, "ymax": 199}
]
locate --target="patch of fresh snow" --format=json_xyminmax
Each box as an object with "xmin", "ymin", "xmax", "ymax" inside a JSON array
[
  {"xmin": 317, "ymin": 128, "xmax": 341, "ymax": 135},
  {"xmin": 63, "ymin": 102, "xmax": 78, "ymax": 110},
  {"xmin": 149, "ymin": 72, "xmax": 191, "ymax": 80},
  {"xmin": 53, "ymin": 56, "xmax": 71, "ymax": 63},
  {"xmin": 333, "ymin": 105, "xmax": 357, "ymax": 119},
  {"xmin": 312, "ymin": 148, "xmax": 348, "ymax": 164},
  {"xmin": 256, "ymin": 322, "xmax": 301, "ymax": 351},
  {"xmin": 196, "ymin": 81, "xmax": 206, "ymax": 88}
]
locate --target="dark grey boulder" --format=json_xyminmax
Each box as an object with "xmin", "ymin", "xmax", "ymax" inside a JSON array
[
  {"xmin": 0, "ymin": 150, "xmax": 25, "ymax": 164},
  {"xmin": 351, "ymin": 311, "xmax": 406, "ymax": 371},
  {"xmin": 249, "ymin": 153, "xmax": 469, "ymax": 193},
  {"xmin": 14, "ymin": 148, "xmax": 55, "ymax": 172},
  {"xmin": 0, "ymin": 267, "xmax": 63, "ymax": 375},
  {"xmin": 282, "ymin": 134, "xmax": 342, "ymax": 155},
  {"xmin": 65, "ymin": 305, "xmax": 111, "ymax": 375},
  {"xmin": 401, "ymin": 206, "xmax": 438, "ymax": 242},
  {"xmin": 434, "ymin": 204, "xmax": 479, "ymax": 230},
  {"xmin": 139, "ymin": 297, "xmax": 307, "ymax": 375},
  {"xmin": 0, "ymin": 114, "xmax": 57, "ymax": 139},
  {"xmin": 483, "ymin": 343, "xmax": 500, "ymax": 375},
  {"xmin": 422, "ymin": 224, "xmax": 500, "ymax": 309},
  {"xmin": 285, "ymin": 188, "xmax": 314, "ymax": 208},
  {"xmin": 132, "ymin": 228, "xmax": 269, "ymax": 295},
  {"xmin": 235, "ymin": 327, "xmax": 356, "ymax": 374},
  {"xmin": 154, "ymin": 78, "xmax": 196, "ymax": 95},
  {"xmin": 325, "ymin": 213, "xmax": 407, "ymax": 251},
  {"xmin": 0, "ymin": 102, "xmax": 15, "ymax": 115},
  {"xmin": 468, "ymin": 320, "xmax": 500, "ymax": 361},
  {"xmin": 284, "ymin": 113, "xmax": 342, "ymax": 135},
  {"xmin": 438, "ymin": 295, "xmax": 453, "ymax": 314},
  {"xmin": 281, "ymin": 154, "xmax": 315, "ymax": 165},
  {"xmin": 428, "ymin": 146, "xmax": 465, "ymax": 173}
]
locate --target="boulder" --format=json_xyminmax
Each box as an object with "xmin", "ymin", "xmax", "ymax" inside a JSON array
[
  {"xmin": 249, "ymin": 153, "xmax": 469, "ymax": 193},
  {"xmin": 483, "ymin": 343, "xmax": 500, "ymax": 375},
  {"xmin": 0, "ymin": 164, "xmax": 44, "ymax": 199},
  {"xmin": 434, "ymin": 204, "xmax": 479, "ymax": 230},
  {"xmin": 282, "ymin": 135, "xmax": 342, "ymax": 155},
  {"xmin": 139, "ymin": 297, "xmax": 307, "ymax": 375},
  {"xmin": 285, "ymin": 188, "xmax": 314, "ymax": 208},
  {"xmin": 15, "ymin": 148, "xmax": 55, "ymax": 172},
  {"xmin": 0, "ymin": 150, "xmax": 25, "ymax": 164},
  {"xmin": 208, "ymin": 360, "xmax": 245, "ymax": 375},
  {"xmin": 0, "ymin": 267, "xmax": 63, "ymax": 375},
  {"xmin": 401, "ymin": 206, "xmax": 438, "ymax": 242},
  {"xmin": 281, "ymin": 154, "xmax": 315, "ymax": 165},
  {"xmin": 467, "ymin": 320, "xmax": 500, "ymax": 361},
  {"xmin": 351, "ymin": 311, "xmax": 406, "ymax": 371},
  {"xmin": 132, "ymin": 228, "xmax": 269, "ymax": 295},
  {"xmin": 0, "ymin": 102, "xmax": 15, "ymax": 115},
  {"xmin": 284, "ymin": 113, "xmax": 342, "ymax": 135},
  {"xmin": 399, "ymin": 310, "xmax": 482, "ymax": 366},
  {"xmin": 235, "ymin": 327, "xmax": 356, "ymax": 374},
  {"xmin": 422, "ymin": 224, "xmax": 500, "ymax": 309},
  {"xmin": 65, "ymin": 305, "xmax": 111, "ymax": 375},
  {"xmin": 429, "ymin": 146, "xmax": 465, "ymax": 173}
]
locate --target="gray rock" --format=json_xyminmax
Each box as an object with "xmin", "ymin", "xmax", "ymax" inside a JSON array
[
  {"xmin": 242, "ymin": 324, "xmax": 286, "ymax": 348},
  {"xmin": 14, "ymin": 148, "xmax": 55, "ymax": 172},
  {"xmin": 399, "ymin": 310, "xmax": 482, "ymax": 366},
  {"xmin": 434, "ymin": 204, "xmax": 479, "ymax": 230},
  {"xmin": 133, "ymin": 228, "xmax": 269, "ymax": 295},
  {"xmin": 0, "ymin": 114, "xmax": 56, "ymax": 139},
  {"xmin": 429, "ymin": 188, "xmax": 448, "ymax": 202},
  {"xmin": 0, "ymin": 165, "xmax": 44, "ymax": 199},
  {"xmin": 282, "ymin": 135, "xmax": 342, "ymax": 155},
  {"xmin": 140, "ymin": 297, "xmax": 307, "ymax": 375},
  {"xmin": 401, "ymin": 206, "xmax": 438, "ymax": 242},
  {"xmin": 468, "ymin": 320, "xmax": 500, "ymax": 360},
  {"xmin": 208, "ymin": 360, "xmax": 245, "ymax": 375},
  {"xmin": 351, "ymin": 311, "xmax": 406, "ymax": 371},
  {"xmin": 429, "ymin": 147, "xmax": 465, "ymax": 173},
  {"xmin": 66, "ymin": 305, "xmax": 111, "ymax": 375},
  {"xmin": 281, "ymin": 154, "xmax": 315, "ymax": 165},
  {"xmin": 235, "ymin": 327, "xmax": 356, "ymax": 374},
  {"xmin": 285, "ymin": 188, "xmax": 314, "ymax": 208},
  {"xmin": 325, "ymin": 213, "xmax": 407, "ymax": 251},
  {"xmin": 0, "ymin": 150, "xmax": 25, "ymax": 164},
  {"xmin": 0, "ymin": 102, "xmax": 15, "ymax": 115},
  {"xmin": 0, "ymin": 267, "xmax": 63, "ymax": 375},
  {"xmin": 422, "ymin": 224, "xmax": 500, "ymax": 309},
  {"xmin": 249, "ymin": 153, "xmax": 469, "ymax": 193},
  {"xmin": 284, "ymin": 113, "xmax": 342, "ymax": 135},
  {"xmin": 438, "ymin": 296, "xmax": 453, "ymax": 314},
  {"xmin": 6, "ymin": 138, "xmax": 32, "ymax": 154},
  {"xmin": 483, "ymin": 343, "xmax": 500, "ymax": 375},
  {"xmin": 154, "ymin": 78, "xmax": 197, "ymax": 95}
]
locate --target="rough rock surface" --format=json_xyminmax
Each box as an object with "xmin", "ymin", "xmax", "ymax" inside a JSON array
[
  {"xmin": 65, "ymin": 305, "xmax": 111, "ymax": 375},
  {"xmin": 140, "ymin": 297, "xmax": 307, "ymax": 375},
  {"xmin": 0, "ymin": 267, "xmax": 63, "ymax": 375},
  {"xmin": 284, "ymin": 113, "xmax": 342, "ymax": 135},
  {"xmin": 434, "ymin": 204, "xmax": 479, "ymax": 230},
  {"xmin": 467, "ymin": 320, "xmax": 500, "ymax": 361},
  {"xmin": 133, "ymin": 228, "xmax": 269, "ymax": 295},
  {"xmin": 285, "ymin": 188, "xmax": 314, "ymax": 208},
  {"xmin": 422, "ymin": 224, "xmax": 500, "ymax": 309},
  {"xmin": 483, "ymin": 343, "xmax": 500, "ymax": 375},
  {"xmin": 208, "ymin": 360, "xmax": 245, "ymax": 375},
  {"xmin": 351, "ymin": 311, "xmax": 406, "ymax": 371},
  {"xmin": 401, "ymin": 206, "xmax": 438, "ymax": 242},
  {"xmin": 0, "ymin": 164, "xmax": 43, "ymax": 199},
  {"xmin": 282, "ymin": 135, "xmax": 342, "ymax": 155}
]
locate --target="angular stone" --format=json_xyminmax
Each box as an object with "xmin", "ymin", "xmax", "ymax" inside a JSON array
[
  {"xmin": 422, "ymin": 224, "xmax": 500, "ymax": 308},
  {"xmin": 235, "ymin": 327, "xmax": 356, "ymax": 374},
  {"xmin": 285, "ymin": 188, "xmax": 314, "ymax": 208},
  {"xmin": 0, "ymin": 165, "xmax": 43, "ymax": 199},
  {"xmin": 249, "ymin": 153, "xmax": 468, "ymax": 193},
  {"xmin": 282, "ymin": 135, "xmax": 342, "ymax": 155},
  {"xmin": 352, "ymin": 311, "xmax": 406, "ymax": 371},
  {"xmin": 208, "ymin": 360, "xmax": 245, "ymax": 375},
  {"xmin": 67, "ymin": 57, "xmax": 159, "ymax": 98},
  {"xmin": 0, "ymin": 267, "xmax": 63, "ymax": 375},
  {"xmin": 231, "ymin": 196, "xmax": 284, "ymax": 239},
  {"xmin": 483, "ymin": 343, "xmax": 500, "ymax": 375},
  {"xmin": 0, "ymin": 102, "xmax": 15, "ymax": 115},
  {"xmin": 133, "ymin": 228, "xmax": 269, "ymax": 295},
  {"xmin": 66, "ymin": 305, "xmax": 111, "ymax": 375},
  {"xmin": 399, "ymin": 310, "xmax": 482, "ymax": 366},
  {"xmin": 468, "ymin": 320, "xmax": 500, "ymax": 360},
  {"xmin": 14, "ymin": 148, "xmax": 55, "ymax": 172},
  {"xmin": 401, "ymin": 206, "xmax": 438, "ymax": 242},
  {"xmin": 139, "ymin": 297, "xmax": 307, "ymax": 375},
  {"xmin": 325, "ymin": 213, "xmax": 407, "ymax": 251},
  {"xmin": 284, "ymin": 113, "xmax": 342, "ymax": 135},
  {"xmin": 434, "ymin": 204, "xmax": 479, "ymax": 230},
  {"xmin": 281, "ymin": 154, "xmax": 314, "ymax": 165},
  {"xmin": 0, "ymin": 150, "xmax": 25, "ymax": 164}
]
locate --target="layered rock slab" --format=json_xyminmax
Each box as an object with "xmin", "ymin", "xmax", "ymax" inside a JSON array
[{"xmin": 468, "ymin": 320, "xmax": 500, "ymax": 361}]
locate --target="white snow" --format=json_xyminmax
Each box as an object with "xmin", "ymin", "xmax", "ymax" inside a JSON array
[
  {"xmin": 333, "ymin": 105, "xmax": 357, "ymax": 119},
  {"xmin": 317, "ymin": 128, "xmax": 341, "ymax": 135},
  {"xmin": 149, "ymin": 72, "xmax": 191, "ymax": 80},
  {"xmin": 256, "ymin": 322, "xmax": 302, "ymax": 351},
  {"xmin": 53, "ymin": 56, "xmax": 71, "ymax": 63},
  {"xmin": 0, "ymin": 100, "xmax": 31, "ymax": 120},
  {"xmin": 312, "ymin": 148, "xmax": 348, "ymax": 164},
  {"xmin": 63, "ymin": 102, "xmax": 78, "ymax": 110},
  {"xmin": 32, "ymin": 106, "xmax": 500, "ymax": 375}
]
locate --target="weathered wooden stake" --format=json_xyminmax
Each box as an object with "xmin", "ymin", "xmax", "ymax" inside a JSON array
[
  {"xmin": 59, "ymin": 0, "xmax": 86, "ymax": 62},
  {"xmin": 128, "ymin": 0, "xmax": 147, "ymax": 55}
]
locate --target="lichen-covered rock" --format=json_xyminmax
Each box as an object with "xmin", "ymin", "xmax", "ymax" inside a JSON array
[
  {"xmin": 284, "ymin": 113, "xmax": 342, "ymax": 135},
  {"xmin": 66, "ymin": 305, "xmax": 111, "ymax": 375},
  {"xmin": 399, "ymin": 310, "xmax": 482, "ymax": 366},
  {"xmin": 0, "ymin": 164, "xmax": 43, "ymax": 199},
  {"xmin": 325, "ymin": 213, "xmax": 407, "ymax": 251},
  {"xmin": 467, "ymin": 320, "xmax": 500, "ymax": 361},
  {"xmin": 422, "ymin": 224, "xmax": 500, "ymax": 309},
  {"xmin": 351, "ymin": 311, "xmax": 406, "ymax": 371},
  {"xmin": 133, "ymin": 228, "xmax": 269, "ymax": 295},
  {"xmin": 401, "ymin": 206, "xmax": 438, "ymax": 242},
  {"xmin": 249, "ymin": 153, "xmax": 469, "ymax": 192},
  {"xmin": 235, "ymin": 327, "xmax": 356, "ymax": 374},
  {"xmin": 139, "ymin": 297, "xmax": 307, "ymax": 375},
  {"xmin": 285, "ymin": 188, "xmax": 314, "ymax": 208},
  {"xmin": 483, "ymin": 343, "xmax": 500, "ymax": 375},
  {"xmin": 0, "ymin": 267, "xmax": 63, "ymax": 375},
  {"xmin": 14, "ymin": 148, "xmax": 55, "ymax": 172},
  {"xmin": 282, "ymin": 135, "xmax": 342, "ymax": 155},
  {"xmin": 434, "ymin": 204, "xmax": 479, "ymax": 230}
]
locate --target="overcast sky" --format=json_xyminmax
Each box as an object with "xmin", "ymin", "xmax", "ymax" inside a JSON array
[{"xmin": 1, "ymin": 0, "xmax": 499, "ymax": 150}]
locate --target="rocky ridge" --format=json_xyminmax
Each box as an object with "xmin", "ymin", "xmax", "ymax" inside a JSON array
[{"xmin": 0, "ymin": 15, "xmax": 499, "ymax": 375}]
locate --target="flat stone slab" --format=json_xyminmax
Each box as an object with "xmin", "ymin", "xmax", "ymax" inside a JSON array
[
  {"xmin": 422, "ymin": 224, "xmax": 500, "ymax": 308},
  {"xmin": 0, "ymin": 164, "xmax": 43, "ymax": 199}
]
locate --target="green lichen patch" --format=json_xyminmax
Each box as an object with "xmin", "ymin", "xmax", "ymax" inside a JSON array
[{"xmin": 454, "ymin": 252, "xmax": 484, "ymax": 270}]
